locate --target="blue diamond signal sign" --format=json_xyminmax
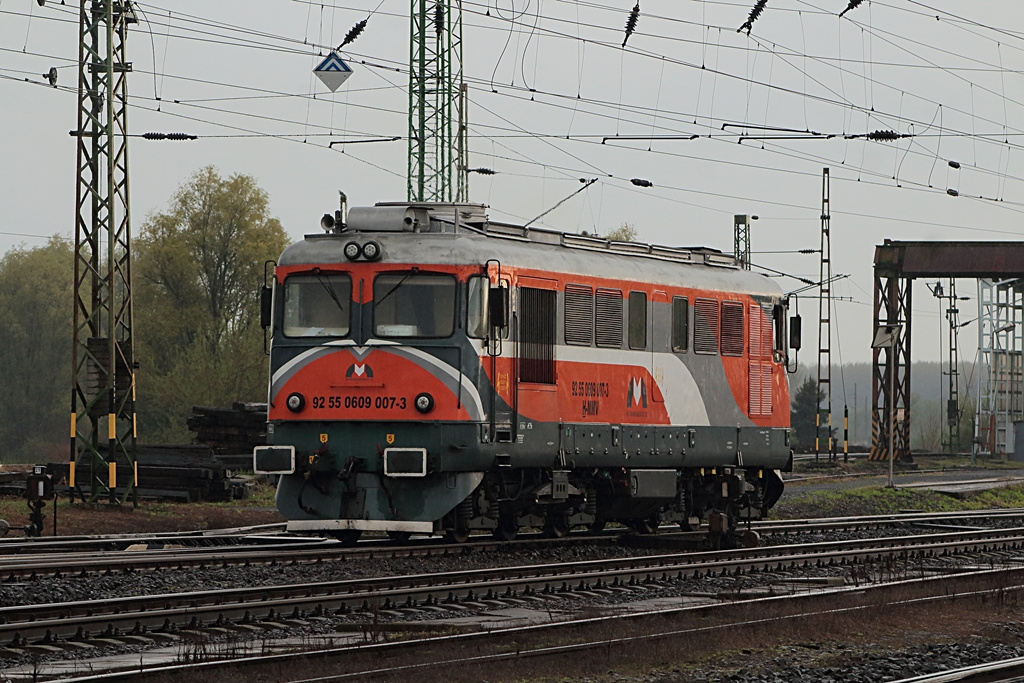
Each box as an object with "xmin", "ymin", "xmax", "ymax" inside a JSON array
[{"xmin": 314, "ymin": 52, "xmax": 353, "ymax": 92}]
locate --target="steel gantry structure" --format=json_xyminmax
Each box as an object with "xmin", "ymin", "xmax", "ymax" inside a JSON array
[
  {"xmin": 871, "ymin": 241, "xmax": 1024, "ymax": 462},
  {"xmin": 407, "ymin": 0, "xmax": 467, "ymax": 202},
  {"xmin": 70, "ymin": 0, "xmax": 138, "ymax": 504}
]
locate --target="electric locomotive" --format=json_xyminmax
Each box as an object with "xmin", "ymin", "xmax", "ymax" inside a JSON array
[{"xmin": 254, "ymin": 201, "xmax": 796, "ymax": 544}]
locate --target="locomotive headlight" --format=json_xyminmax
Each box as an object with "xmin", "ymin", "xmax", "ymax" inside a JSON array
[
  {"xmin": 343, "ymin": 241, "xmax": 361, "ymax": 261},
  {"xmin": 414, "ymin": 392, "xmax": 434, "ymax": 413},
  {"xmin": 286, "ymin": 392, "xmax": 305, "ymax": 413},
  {"xmin": 361, "ymin": 240, "xmax": 381, "ymax": 261}
]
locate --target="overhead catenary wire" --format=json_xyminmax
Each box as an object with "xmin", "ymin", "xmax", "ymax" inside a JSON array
[{"xmin": 4, "ymin": 2, "xmax": 1019, "ymax": 229}]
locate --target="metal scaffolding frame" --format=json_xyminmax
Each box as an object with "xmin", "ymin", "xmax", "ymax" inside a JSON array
[
  {"xmin": 871, "ymin": 241, "xmax": 1024, "ymax": 462},
  {"xmin": 976, "ymin": 279, "xmax": 1023, "ymax": 455},
  {"xmin": 733, "ymin": 214, "xmax": 751, "ymax": 271}
]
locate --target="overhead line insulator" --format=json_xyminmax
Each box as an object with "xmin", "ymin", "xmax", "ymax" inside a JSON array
[
  {"xmin": 141, "ymin": 132, "xmax": 197, "ymax": 140},
  {"xmin": 866, "ymin": 130, "xmax": 906, "ymax": 142},
  {"xmin": 338, "ymin": 19, "xmax": 367, "ymax": 49},
  {"xmin": 622, "ymin": 3, "xmax": 640, "ymax": 47},
  {"xmin": 839, "ymin": 0, "xmax": 863, "ymax": 18},
  {"xmin": 737, "ymin": 0, "xmax": 767, "ymax": 36},
  {"xmin": 630, "ymin": 178, "xmax": 653, "ymax": 187}
]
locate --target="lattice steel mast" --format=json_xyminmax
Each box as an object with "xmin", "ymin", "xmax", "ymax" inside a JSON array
[
  {"xmin": 408, "ymin": 0, "xmax": 467, "ymax": 202},
  {"xmin": 70, "ymin": 0, "xmax": 138, "ymax": 505},
  {"xmin": 815, "ymin": 168, "xmax": 833, "ymax": 460},
  {"xmin": 945, "ymin": 279, "xmax": 962, "ymax": 452}
]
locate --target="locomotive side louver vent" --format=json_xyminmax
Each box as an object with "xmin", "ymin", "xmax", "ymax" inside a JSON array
[
  {"xmin": 721, "ymin": 301, "xmax": 744, "ymax": 356},
  {"xmin": 519, "ymin": 287, "xmax": 557, "ymax": 384},
  {"xmin": 595, "ymin": 288, "xmax": 623, "ymax": 348},
  {"xmin": 564, "ymin": 284, "xmax": 594, "ymax": 346},
  {"xmin": 748, "ymin": 303, "xmax": 774, "ymax": 416},
  {"xmin": 694, "ymin": 298, "xmax": 720, "ymax": 354}
]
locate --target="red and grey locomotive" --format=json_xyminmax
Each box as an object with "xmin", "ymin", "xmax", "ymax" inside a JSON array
[{"xmin": 254, "ymin": 201, "xmax": 795, "ymax": 544}]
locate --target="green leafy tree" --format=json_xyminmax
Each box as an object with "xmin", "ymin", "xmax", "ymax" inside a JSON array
[
  {"xmin": 0, "ymin": 237, "xmax": 73, "ymax": 462},
  {"xmin": 790, "ymin": 376, "xmax": 824, "ymax": 451},
  {"xmin": 605, "ymin": 222, "xmax": 638, "ymax": 242},
  {"xmin": 134, "ymin": 167, "xmax": 288, "ymax": 442}
]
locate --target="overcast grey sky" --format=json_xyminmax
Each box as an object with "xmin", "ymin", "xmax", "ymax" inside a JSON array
[{"xmin": 1, "ymin": 0, "xmax": 1022, "ymax": 389}]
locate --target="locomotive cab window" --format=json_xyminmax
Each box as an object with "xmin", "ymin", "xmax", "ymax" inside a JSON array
[
  {"xmin": 672, "ymin": 297, "xmax": 689, "ymax": 352},
  {"xmin": 374, "ymin": 271, "xmax": 456, "ymax": 338},
  {"xmin": 468, "ymin": 276, "xmax": 509, "ymax": 340},
  {"xmin": 773, "ymin": 303, "xmax": 787, "ymax": 359},
  {"xmin": 628, "ymin": 291, "xmax": 647, "ymax": 350},
  {"xmin": 282, "ymin": 274, "xmax": 352, "ymax": 338},
  {"xmin": 467, "ymin": 276, "xmax": 488, "ymax": 339}
]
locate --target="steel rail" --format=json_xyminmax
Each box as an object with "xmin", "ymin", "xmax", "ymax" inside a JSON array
[
  {"xmin": 4, "ymin": 526, "xmax": 1024, "ymax": 646},
  {"xmin": 7, "ymin": 509, "xmax": 1024, "ymax": 580},
  {"xmin": 35, "ymin": 567, "xmax": 1024, "ymax": 683},
  {"xmin": 0, "ymin": 524, "xmax": 290, "ymax": 555},
  {"xmin": 890, "ymin": 656, "xmax": 1024, "ymax": 682}
]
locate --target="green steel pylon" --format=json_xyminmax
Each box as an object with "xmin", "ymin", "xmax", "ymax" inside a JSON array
[
  {"xmin": 70, "ymin": 0, "xmax": 138, "ymax": 505},
  {"xmin": 408, "ymin": 0, "xmax": 466, "ymax": 202}
]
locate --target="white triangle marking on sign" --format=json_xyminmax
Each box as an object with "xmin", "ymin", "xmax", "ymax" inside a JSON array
[{"xmin": 314, "ymin": 52, "xmax": 353, "ymax": 92}]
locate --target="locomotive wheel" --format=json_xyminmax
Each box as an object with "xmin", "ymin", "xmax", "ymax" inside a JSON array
[
  {"xmin": 679, "ymin": 516, "xmax": 701, "ymax": 532},
  {"xmin": 492, "ymin": 521, "xmax": 518, "ymax": 542},
  {"xmin": 386, "ymin": 531, "xmax": 412, "ymax": 543},
  {"xmin": 629, "ymin": 516, "xmax": 658, "ymax": 535},
  {"xmin": 332, "ymin": 530, "xmax": 362, "ymax": 546},
  {"xmin": 543, "ymin": 515, "xmax": 570, "ymax": 538},
  {"xmin": 445, "ymin": 526, "xmax": 470, "ymax": 544}
]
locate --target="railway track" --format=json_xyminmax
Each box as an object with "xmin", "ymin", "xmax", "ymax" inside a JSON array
[
  {"xmin": 15, "ymin": 564, "xmax": 1024, "ymax": 683},
  {"xmin": 5, "ymin": 509, "xmax": 1024, "ymax": 581},
  {"xmin": 4, "ymin": 525, "xmax": 1024, "ymax": 649}
]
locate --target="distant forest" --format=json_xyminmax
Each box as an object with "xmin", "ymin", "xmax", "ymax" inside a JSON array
[{"xmin": 789, "ymin": 360, "xmax": 978, "ymax": 453}]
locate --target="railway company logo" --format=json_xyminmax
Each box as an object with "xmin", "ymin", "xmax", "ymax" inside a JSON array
[
  {"xmin": 386, "ymin": 433, "xmax": 395, "ymax": 444},
  {"xmin": 346, "ymin": 362, "xmax": 374, "ymax": 379},
  {"xmin": 627, "ymin": 377, "xmax": 648, "ymax": 409}
]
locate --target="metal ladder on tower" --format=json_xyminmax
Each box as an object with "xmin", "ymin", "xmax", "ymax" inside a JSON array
[{"xmin": 816, "ymin": 168, "xmax": 832, "ymax": 461}]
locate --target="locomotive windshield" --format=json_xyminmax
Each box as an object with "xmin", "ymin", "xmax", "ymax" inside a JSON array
[
  {"xmin": 282, "ymin": 273, "xmax": 351, "ymax": 337},
  {"xmin": 374, "ymin": 271, "xmax": 456, "ymax": 338}
]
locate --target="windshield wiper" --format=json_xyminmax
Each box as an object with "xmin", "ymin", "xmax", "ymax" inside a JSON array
[
  {"xmin": 374, "ymin": 268, "xmax": 419, "ymax": 310},
  {"xmin": 313, "ymin": 272, "xmax": 347, "ymax": 314}
]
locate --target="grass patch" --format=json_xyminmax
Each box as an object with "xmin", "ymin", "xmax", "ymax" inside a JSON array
[{"xmin": 774, "ymin": 481, "xmax": 1024, "ymax": 519}]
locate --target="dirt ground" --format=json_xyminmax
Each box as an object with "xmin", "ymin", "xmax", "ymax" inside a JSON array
[{"xmin": 0, "ymin": 465, "xmax": 284, "ymax": 536}]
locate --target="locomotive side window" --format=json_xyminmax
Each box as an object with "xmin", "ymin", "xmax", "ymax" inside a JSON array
[
  {"xmin": 721, "ymin": 301, "xmax": 744, "ymax": 356},
  {"xmin": 595, "ymin": 288, "xmax": 623, "ymax": 348},
  {"xmin": 564, "ymin": 284, "xmax": 594, "ymax": 346},
  {"xmin": 467, "ymin": 276, "xmax": 488, "ymax": 339},
  {"xmin": 519, "ymin": 287, "xmax": 556, "ymax": 383},
  {"xmin": 671, "ymin": 297, "xmax": 689, "ymax": 352},
  {"xmin": 693, "ymin": 298, "xmax": 719, "ymax": 354},
  {"xmin": 628, "ymin": 291, "xmax": 647, "ymax": 350},
  {"xmin": 374, "ymin": 272, "xmax": 456, "ymax": 338},
  {"xmin": 282, "ymin": 274, "xmax": 351, "ymax": 338},
  {"xmin": 773, "ymin": 303, "xmax": 787, "ymax": 357}
]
